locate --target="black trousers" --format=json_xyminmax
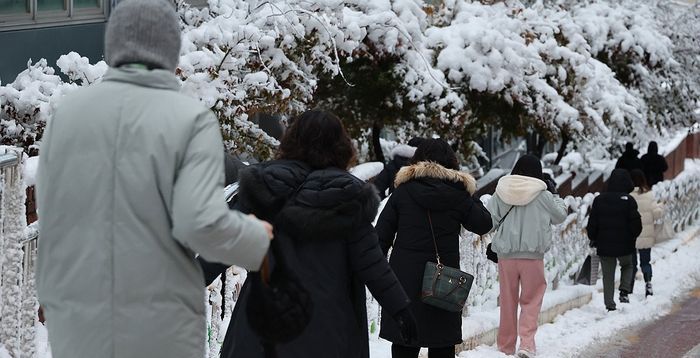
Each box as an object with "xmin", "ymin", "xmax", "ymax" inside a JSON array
[{"xmin": 391, "ymin": 344, "xmax": 455, "ymax": 358}]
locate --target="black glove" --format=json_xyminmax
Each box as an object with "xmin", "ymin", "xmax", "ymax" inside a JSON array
[
  {"xmin": 544, "ymin": 176, "xmax": 557, "ymax": 195},
  {"xmin": 486, "ymin": 243, "xmax": 498, "ymax": 263},
  {"xmin": 393, "ymin": 308, "xmax": 418, "ymax": 344},
  {"xmin": 589, "ymin": 240, "xmax": 597, "ymax": 248}
]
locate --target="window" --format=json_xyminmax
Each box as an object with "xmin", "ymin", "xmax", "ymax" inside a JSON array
[{"xmin": 0, "ymin": 0, "xmax": 106, "ymax": 31}]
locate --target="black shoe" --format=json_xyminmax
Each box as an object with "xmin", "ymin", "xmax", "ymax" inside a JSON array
[
  {"xmin": 607, "ymin": 306, "xmax": 617, "ymax": 312},
  {"xmin": 645, "ymin": 282, "xmax": 653, "ymax": 297},
  {"xmin": 620, "ymin": 292, "xmax": 629, "ymax": 303}
]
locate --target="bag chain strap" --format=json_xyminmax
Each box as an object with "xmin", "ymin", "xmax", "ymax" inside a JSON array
[{"xmin": 427, "ymin": 211, "xmax": 442, "ymax": 267}]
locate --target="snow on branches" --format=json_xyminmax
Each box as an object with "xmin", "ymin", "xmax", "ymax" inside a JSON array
[
  {"xmin": 0, "ymin": 0, "xmax": 695, "ymax": 164},
  {"xmin": 0, "ymin": 54, "xmax": 106, "ymax": 153}
]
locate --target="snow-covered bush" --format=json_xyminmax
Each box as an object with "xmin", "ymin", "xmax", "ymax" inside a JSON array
[
  {"xmin": 2, "ymin": 0, "xmax": 696, "ymax": 166},
  {"xmin": 0, "ymin": 54, "xmax": 106, "ymax": 153}
]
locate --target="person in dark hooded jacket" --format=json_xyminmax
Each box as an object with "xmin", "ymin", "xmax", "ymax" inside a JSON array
[
  {"xmin": 376, "ymin": 138, "xmax": 493, "ymax": 358},
  {"xmin": 587, "ymin": 169, "xmax": 642, "ymax": 311},
  {"xmin": 640, "ymin": 141, "xmax": 668, "ymax": 187},
  {"xmin": 204, "ymin": 110, "xmax": 416, "ymax": 358},
  {"xmin": 373, "ymin": 137, "xmax": 425, "ymax": 199},
  {"xmin": 615, "ymin": 142, "xmax": 643, "ymax": 173}
]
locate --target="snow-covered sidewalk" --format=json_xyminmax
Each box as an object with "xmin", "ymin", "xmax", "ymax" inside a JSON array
[
  {"xmin": 459, "ymin": 227, "xmax": 700, "ymax": 358},
  {"xmin": 369, "ymin": 226, "xmax": 700, "ymax": 357}
]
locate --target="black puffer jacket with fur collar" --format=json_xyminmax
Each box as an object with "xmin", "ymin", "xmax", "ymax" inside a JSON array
[
  {"xmin": 376, "ymin": 161, "xmax": 492, "ymax": 347},
  {"xmin": 219, "ymin": 160, "xmax": 410, "ymax": 358}
]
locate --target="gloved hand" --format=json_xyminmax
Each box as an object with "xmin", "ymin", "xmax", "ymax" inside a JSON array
[
  {"xmin": 543, "ymin": 174, "xmax": 558, "ymax": 195},
  {"xmin": 486, "ymin": 243, "xmax": 498, "ymax": 263},
  {"xmin": 393, "ymin": 308, "xmax": 418, "ymax": 344},
  {"xmin": 589, "ymin": 240, "xmax": 597, "ymax": 248}
]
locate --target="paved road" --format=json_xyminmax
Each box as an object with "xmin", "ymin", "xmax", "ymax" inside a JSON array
[{"xmin": 582, "ymin": 288, "xmax": 700, "ymax": 358}]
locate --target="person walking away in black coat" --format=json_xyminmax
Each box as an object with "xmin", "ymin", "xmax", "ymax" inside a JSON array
[
  {"xmin": 203, "ymin": 110, "xmax": 417, "ymax": 358},
  {"xmin": 587, "ymin": 169, "xmax": 643, "ymax": 311},
  {"xmin": 376, "ymin": 138, "xmax": 493, "ymax": 358},
  {"xmin": 615, "ymin": 142, "xmax": 643, "ymax": 173},
  {"xmin": 373, "ymin": 137, "xmax": 425, "ymax": 199},
  {"xmin": 640, "ymin": 141, "xmax": 668, "ymax": 187}
]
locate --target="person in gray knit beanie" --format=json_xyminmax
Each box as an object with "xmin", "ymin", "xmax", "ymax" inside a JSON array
[{"xmin": 104, "ymin": 0, "xmax": 181, "ymax": 72}]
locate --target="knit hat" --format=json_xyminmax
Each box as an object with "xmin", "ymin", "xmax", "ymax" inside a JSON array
[
  {"xmin": 104, "ymin": 0, "xmax": 181, "ymax": 72},
  {"xmin": 511, "ymin": 154, "xmax": 543, "ymax": 180}
]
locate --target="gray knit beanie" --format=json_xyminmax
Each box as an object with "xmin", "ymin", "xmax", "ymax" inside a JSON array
[{"xmin": 105, "ymin": 0, "xmax": 181, "ymax": 72}]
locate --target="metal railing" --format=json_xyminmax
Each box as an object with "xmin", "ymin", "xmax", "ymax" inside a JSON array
[{"xmin": 0, "ymin": 148, "xmax": 36, "ymax": 358}]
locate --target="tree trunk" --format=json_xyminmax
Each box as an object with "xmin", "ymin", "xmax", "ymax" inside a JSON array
[
  {"xmin": 535, "ymin": 136, "xmax": 546, "ymax": 158},
  {"xmin": 526, "ymin": 133, "xmax": 546, "ymax": 158},
  {"xmin": 371, "ymin": 122, "xmax": 385, "ymax": 163},
  {"xmin": 554, "ymin": 132, "xmax": 570, "ymax": 165}
]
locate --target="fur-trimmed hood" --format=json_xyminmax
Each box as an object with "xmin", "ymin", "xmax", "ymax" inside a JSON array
[
  {"xmin": 394, "ymin": 161, "xmax": 477, "ymax": 194},
  {"xmin": 392, "ymin": 161, "xmax": 477, "ymax": 211},
  {"xmin": 238, "ymin": 160, "xmax": 380, "ymax": 240}
]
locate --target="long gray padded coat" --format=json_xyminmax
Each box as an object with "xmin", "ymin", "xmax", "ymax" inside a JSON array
[{"xmin": 36, "ymin": 67, "xmax": 270, "ymax": 358}]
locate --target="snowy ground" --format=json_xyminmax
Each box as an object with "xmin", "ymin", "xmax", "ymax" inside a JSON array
[{"xmin": 369, "ymin": 226, "xmax": 700, "ymax": 358}]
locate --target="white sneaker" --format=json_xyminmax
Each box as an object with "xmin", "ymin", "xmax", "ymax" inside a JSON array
[{"xmin": 517, "ymin": 349, "xmax": 535, "ymax": 358}]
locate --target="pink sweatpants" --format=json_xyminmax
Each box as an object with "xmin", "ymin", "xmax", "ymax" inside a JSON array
[{"xmin": 497, "ymin": 258, "xmax": 547, "ymax": 355}]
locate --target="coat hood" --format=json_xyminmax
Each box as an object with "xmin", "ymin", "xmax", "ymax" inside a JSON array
[
  {"xmin": 495, "ymin": 175, "xmax": 547, "ymax": 206},
  {"xmin": 621, "ymin": 148, "xmax": 640, "ymax": 159},
  {"xmin": 606, "ymin": 169, "xmax": 634, "ymax": 193},
  {"xmin": 237, "ymin": 160, "xmax": 312, "ymax": 221},
  {"xmin": 393, "ymin": 161, "xmax": 477, "ymax": 211},
  {"xmin": 390, "ymin": 144, "xmax": 417, "ymax": 160},
  {"xmin": 395, "ymin": 161, "xmax": 476, "ymax": 194},
  {"xmin": 238, "ymin": 160, "xmax": 380, "ymax": 240},
  {"xmin": 102, "ymin": 67, "xmax": 181, "ymax": 90}
]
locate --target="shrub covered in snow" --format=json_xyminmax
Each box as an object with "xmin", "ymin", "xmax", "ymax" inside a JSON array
[{"xmin": 1, "ymin": 0, "xmax": 697, "ymax": 166}]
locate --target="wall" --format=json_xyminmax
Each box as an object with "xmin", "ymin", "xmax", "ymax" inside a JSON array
[{"xmin": 0, "ymin": 22, "xmax": 106, "ymax": 83}]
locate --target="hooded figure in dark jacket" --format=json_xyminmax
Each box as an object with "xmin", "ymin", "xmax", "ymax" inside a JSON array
[
  {"xmin": 587, "ymin": 169, "xmax": 642, "ymax": 311},
  {"xmin": 615, "ymin": 142, "xmax": 643, "ymax": 173},
  {"xmin": 640, "ymin": 141, "xmax": 668, "ymax": 187},
  {"xmin": 376, "ymin": 138, "xmax": 493, "ymax": 358},
  {"xmin": 373, "ymin": 137, "xmax": 425, "ymax": 199},
  {"xmin": 204, "ymin": 110, "xmax": 416, "ymax": 358}
]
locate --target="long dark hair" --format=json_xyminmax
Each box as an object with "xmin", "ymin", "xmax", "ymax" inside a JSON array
[
  {"xmin": 630, "ymin": 169, "xmax": 650, "ymax": 193},
  {"xmin": 411, "ymin": 138, "xmax": 459, "ymax": 170},
  {"xmin": 277, "ymin": 110, "xmax": 356, "ymax": 170}
]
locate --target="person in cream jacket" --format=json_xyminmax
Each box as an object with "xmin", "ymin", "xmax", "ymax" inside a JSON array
[{"xmin": 629, "ymin": 169, "xmax": 663, "ymax": 297}]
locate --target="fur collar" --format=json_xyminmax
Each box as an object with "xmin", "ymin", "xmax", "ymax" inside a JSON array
[{"xmin": 394, "ymin": 161, "xmax": 477, "ymax": 194}]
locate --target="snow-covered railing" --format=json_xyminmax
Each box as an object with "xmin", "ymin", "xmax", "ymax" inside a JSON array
[
  {"xmin": 458, "ymin": 165, "xmax": 700, "ymax": 317},
  {"xmin": 459, "ymin": 193, "xmax": 595, "ymax": 311},
  {"xmin": 653, "ymin": 163, "xmax": 700, "ymax": 233},
  {"xmin": 0, "ymin": 149, "xmax": 36, "ymax": 358},
  {"xmin": 205, "ymin": 166, "xmax": 700, "ymax": 354}
]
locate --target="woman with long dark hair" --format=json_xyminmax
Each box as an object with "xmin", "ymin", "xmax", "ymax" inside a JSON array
[
  {"xmin": 376, "ymin": 138, "xmax": 493, "ymax": 358},
  {"xmin": 205, "ymin": 110, "xmax": 417, "ymax": 358},
  {"xmin": 629, "ymin": 169, "xmax": 662, "ymax": 297},
  {"xmin": 487, "ymin": 155, "xmax": 567, "ymax": 358}
]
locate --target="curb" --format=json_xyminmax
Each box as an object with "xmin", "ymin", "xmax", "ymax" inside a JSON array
[{"xmin": 456, "ymin": 292, "xmax": 592, "ymax": 352}]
